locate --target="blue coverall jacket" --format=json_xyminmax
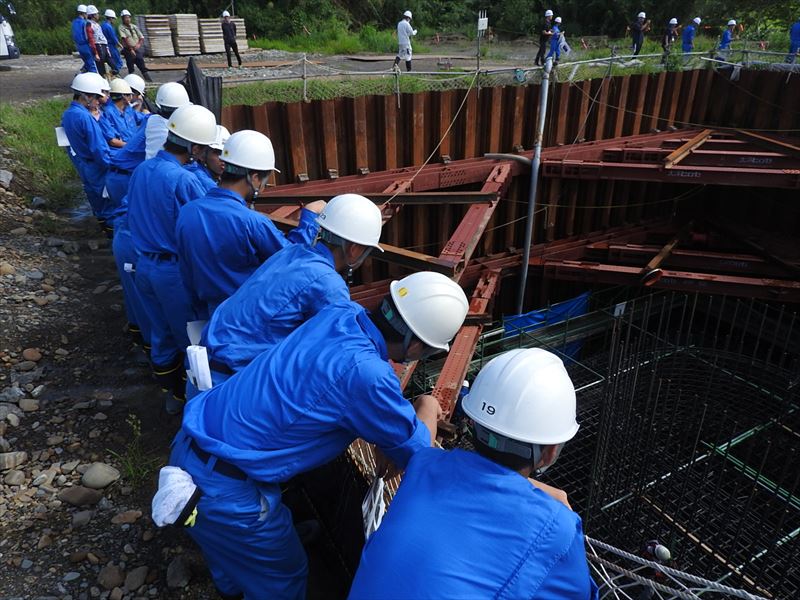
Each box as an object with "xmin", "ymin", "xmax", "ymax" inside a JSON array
[
  {"xmin": 184, "ymin": 161, "xmax": 218, "ymax": 193},
  {"xmin": 62, "ymin": 101, "xmax": 110, "ymax": 219},
  {"xmin": 682, "ymin": 25, "xmax": 696, "ymax": 51},
  {"xmin": 101, "ymin": 20, "xmax": 123, "ymax": 70},
  {"xmin": 175, "ymin": 187, "xmax": 321, "ymax": 319},
  {"xmin": 350, "ymin": 448, "xmax": 600, "ymax": 600},
  {"xmin": 202, "ymin": 240, "xmax": 348, "ymax": 375},
  {"xmin": 720, "ymin": 29, "xmax": 733, "ymax": 50},
  {"xmin": 100, "ymin": 102, "xmax": 138, "ymax": 148},
  {"xmin": 172, "ymin": 301, "xmax": 431, "ymax": 599},
  {"xmin": 104, "ymin": 117, "xmax": 150, "ymax": 209},
  {"xmin": 72, "ymin": 16, "xmax": 96, "ymax": 73}
]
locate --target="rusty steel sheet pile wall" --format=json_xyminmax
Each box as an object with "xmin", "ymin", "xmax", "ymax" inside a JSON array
[{"xmin": 222, "ymin": 69, "xmax": 800, "ymax": 185}]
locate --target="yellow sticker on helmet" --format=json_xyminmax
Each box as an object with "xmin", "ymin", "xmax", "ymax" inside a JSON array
[{"xmin": 398, "ymin": 287, "xmax": 408, "ymax": 297}]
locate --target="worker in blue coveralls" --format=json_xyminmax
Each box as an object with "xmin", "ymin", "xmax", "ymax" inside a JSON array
[
  {"xmin": 545, "ymin": 16, "xmax": 563, "ymax": 64},
  {"xmin": 716, "ymin": 19, "xmax": 736, "ymax": 60},
  {"xmin": 124, "ymin": 73, "xmax": 150, "ymax": 120},
  {"xmin": 196, "ymin": 193, "xmax": 382, "ymax": 396},
  {"xmin": 177, "ymin": 129, "xmax": 326, "ymax": 324},
  {"xmin": 183, "ymin": 125, "xmax": 230, "ymax": 193},
  {"xmin": 350, "ymin": 348, "xmax": 600, "ymax": 600},
  {"xmin": 164, "ymin": 271, "xmax": 469, "ymax": 599},
  {"xmin": 146, "ymin": 82, "xmax": 191, "ymax": 160},
  {"xmin": 682, "ymin": 17, "xmax": 701, "ymax": 58},
  {"xmin": 100, "ymin": 78, "xmax": 137, "ymax": 152},
  {"xmin": 102, "ymin": 9, "xmax": 124, "ymax": 73},
  {"xmin": 788, "ymin": 17, "xmax": 800, "ymax": 64},
  {"xmin": 127, "ymin": 104, "xmax": 216, "ymax": 415},
  {"xmin": 61, "ymin": 73, "xmax": 111, "ymax": 230},
  {"xmin": 72, "ymin": 5, "xmax": 97, "ymax": 73}
]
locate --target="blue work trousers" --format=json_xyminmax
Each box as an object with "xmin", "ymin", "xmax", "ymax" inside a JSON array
[
  {"xmin": 134, "ymin": 255, "xmax": 193, "ymax": 367},
  {"xmin": 112, "ymin": 227, "xmax": 151, "ymax": 348},
  {"xmin": 74, "ymin": 158, "xmax": 109, "ymax": 221},
  {"xmin": 169, "ymin": 432, "xmax": 308, "ymax": 599},
  {"xmin": 108, "ymin": 45, "xmax": 124, "ymax": 71},
  {"xmin": 546, "ymin": 43, "xmax": 560, "ymax": 61},
  {"xmin": 77, "ymin": 44, "xmax": 98, "ymax": 73},
  {"xmin": 186, "ymin": 368, "xmax": 231, "ymax": 402},
  {"xmin": 105, "ymin": 170, "xmax": 132, "ymax": 209}
]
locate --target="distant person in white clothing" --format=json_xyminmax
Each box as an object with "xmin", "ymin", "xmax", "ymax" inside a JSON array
[{"xmin": 394, "ymin": 10, "xmax": 417, "ymax": 72}]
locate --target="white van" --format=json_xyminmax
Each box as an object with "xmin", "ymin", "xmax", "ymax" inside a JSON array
[{"xmin": 0, "ymin": 3, "xmax": 20, "ymax": 60}]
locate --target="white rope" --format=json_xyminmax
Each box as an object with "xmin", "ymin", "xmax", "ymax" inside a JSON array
[{"xmin": 585, "ymin": 537, "xmax": 769, "ymax": 600}]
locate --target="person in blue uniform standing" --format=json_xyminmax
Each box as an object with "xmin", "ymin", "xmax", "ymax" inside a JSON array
[
  {"xmin": 176, "ymin": 129, "xmax": 326, "ymax": 323},
  {"xmin": 545, "ymin": 16, "xmax": 563, "ymax": 64},
  {"xmin": 349, "ymin": 348, "xmax": 599, "ymax": 600},
  {"xmin": 162, "ymin": 271, "xmax": 469, "ymax": 600},
  {"xmin": 127, "ymin": 104, "xmax": 216, "ymax": 415},
  {"xmin": 102, "ymin": 9, "xmax": 124, "ymax": 74},
  {"xmin": 72, "ymin": 5, "xmax": 96, "ymax": 73},
  {"xmin": 184, "ymin": 125, "xmax": 229, "ymax": 193},
  {"xmin": 716, "ymin": 19, "xmax": 736, "ymax": 61},
  {"xmin": 100, "ymin": 78, "xmax": 136, "ymax": 152},
  {"xmin": 788, "ymin": 17, "xmax": 800, "ymax": 64},
  {"xmin": 198, "ymin": 193, "xmax": 381, "ymax": 394},
  {"xmin": 61, "ymin": 73, "xmax": 111, "ymax": 228},
  {"xmin": 682, "ymin": 16, "xmax": 701, "ymax": 62}
]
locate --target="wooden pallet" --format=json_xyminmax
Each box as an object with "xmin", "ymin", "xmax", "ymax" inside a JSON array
[{"xmin": 169, "ymin": 14, "xmax": 201, "ymax": 56}]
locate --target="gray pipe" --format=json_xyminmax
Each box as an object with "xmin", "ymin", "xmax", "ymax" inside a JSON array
[{"xmin": 516, "ymin": 57, "xmax": 553, "ymax": 315}]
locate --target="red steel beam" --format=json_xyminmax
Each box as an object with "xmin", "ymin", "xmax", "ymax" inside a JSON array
[
  {"xmin": 731, "ymin": 130, "xmax": 800, "ymax": 160},
  {"xmin": 430, "ymin": 270, "xmax": 501, "ymax": 420},
  {"xmin": 601, "ymin": 148, "xmax": 797, "ymax": 169},
  {"xmin": 532, "ymin": 258, "xmax": 800, "ymax": 302},
  {"xmin": 438, "ymin": 163, "xmax": 512, "ymax": 279},
  {"xmin": 541, "ymin": 161, "xmax": 800, "ymax": 189}
]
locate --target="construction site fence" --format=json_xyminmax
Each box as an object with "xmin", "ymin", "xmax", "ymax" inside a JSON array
[
  {"xmin": 220, "ymin": 62, "xmax": 800, "ymax": 186},
  {"xmin": 221, "ymin": 48, "xmax": 800, "ymax": 104}
]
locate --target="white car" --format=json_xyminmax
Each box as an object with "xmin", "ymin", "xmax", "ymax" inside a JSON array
[{"xmin": 1, "ymin": 3, "xmax": 19, "ymax": 60}]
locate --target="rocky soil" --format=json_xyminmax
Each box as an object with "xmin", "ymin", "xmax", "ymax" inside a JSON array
[{"xmin": 0, "ymin": 147, "xmax": 217, "ymax": 598}]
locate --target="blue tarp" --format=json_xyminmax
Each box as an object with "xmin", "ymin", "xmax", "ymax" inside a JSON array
[{"xmin": 502, "ymin": 292, "xmax": 590, "ymax": 357}]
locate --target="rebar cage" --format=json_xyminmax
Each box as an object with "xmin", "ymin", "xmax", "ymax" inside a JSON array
[{"xmin": 516, "ymin": 291, "xmax": 800, "ymax": 598}]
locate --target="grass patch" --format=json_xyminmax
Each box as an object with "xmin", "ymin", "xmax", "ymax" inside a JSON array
[
  {"xmin": 224, "ymin": 74, "xmax": 466, "ymax": 105},
  {"xmin": 0, "ymin": 99, "xmax": 78, "ymax": 209},
  {"xmin": 248, "ymin": 24, "xmax": 430, "ymax": 56},
  {"xmin": 108, "ymin": 414, "xmax": 162, "ymax": 487}
]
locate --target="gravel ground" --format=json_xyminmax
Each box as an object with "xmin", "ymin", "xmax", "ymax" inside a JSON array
[{"xmin": 0, "ymin": 43, "xmax": 533, "ymax": 104}]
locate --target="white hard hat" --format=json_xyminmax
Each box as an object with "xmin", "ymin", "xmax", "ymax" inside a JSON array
[
  {"xmin": 123, "ymin": 73, "xmax": 146, "ymax": 94},
  {"xmin": 554, "ymin": 16, "xmax": 562, "ymax": 23},
  {"xmin": 638, "ymin": 12, "xmax": 646, "ymax": 18},
  {"xmin": 70, "ymin": 72, "xmax": 106, "ymax": 95},
  {"xmin": 544, "ymin": 9, "xmax": 553, "ymax": 17},
  {"xmin": 728, "ymin": 19, "xmax": 736, "ymax": 26},
  {"xmin": 208, "ymin": 125, "xmax": 231, "ymax": 151},
  {"xmin": 104, "ymin": 9, "xmax": 116, "ymax": 18},
  {"xmin": 221, "ymin": 130, "xmax": 279, "ymax": 173},
  {"xmin": 403, "ymin": 10, "xmax": 412, "ymax": 19},
  {"xmin": 86, "ymin": 5, "xmax": 98, "ymax": 15},
  {"xmin": 693, "ymin": 17, "xmax": 701, "ymax": 24},
  {"xmin": 155, "ymin": 82, "xmax": 190, "ymax": 110},
  {"xmin": 669, "ymin": 18, "xmax": 678, "ymax": 25},
  {"xmin": 389, "ymin": 272, "xmax": 468, "ymax": 351},
  {"xmin": 120, "ymin": 9, "xmax": 131, "ymax": 17},
  {"xmin": 109, "ymin": 78, "xmax": 132, "ymax": 95},
  {"xmin": 221, "ymin": 10, "xmax": 230, "ymax": 17},
  {"xmin": 89, "ymin": 72, "xmax": 110, "ymax": 93},
  {"xmin": 77, "ymin": 4, "xmax": 87, "ymax": 13},
  {"xmin": 462, "ymin": 349, "xmax": 580, "ymax": 446},
  {"xmin": 167, "ymin": 105, "xmax": 217, "ymax": 146},
  {"xmin": 317, "ymin": 194, "xmax": 384, "ymax": 251}
]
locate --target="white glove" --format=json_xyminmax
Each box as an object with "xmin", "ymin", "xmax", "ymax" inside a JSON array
[{"xmin": 412, "ymin": 29, "xmax": 418, "ymax": 35}]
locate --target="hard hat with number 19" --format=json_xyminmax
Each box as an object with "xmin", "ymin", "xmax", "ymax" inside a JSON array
[
  {"xmin": 462, "ymin": 348, "xmax": 579, "ymax": 445},
  {"xmin": 317, "ymin": 194, "xmax": 384, "ymax": 251},
  {"xmin": 389, "ymin": 272, "xmax": 468, "ymax": 351}
]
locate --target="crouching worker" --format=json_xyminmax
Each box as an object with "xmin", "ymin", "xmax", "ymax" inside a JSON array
[
  {"xmin": 349, "ymin": 348, "xmax": 600, "ymax": 599},
  {"xmin": 198, "ymin": 193, "xmax": 382, "ymax": 393},
  {"xmin": 158, "ymin": 271, "xmax": 468, "ymax": 599}
]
